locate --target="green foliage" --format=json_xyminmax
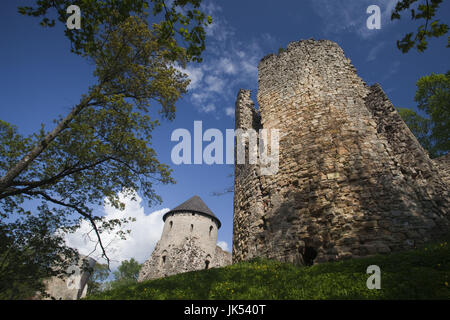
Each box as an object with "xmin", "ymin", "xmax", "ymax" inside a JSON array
[
  {"xmin": 0, "ymin": 215, "xmax": 80, "ymax": 300},
  {"xmin": 86, "ymin": 239, "xmax": 450, "ymax": 300},
  {"xmin": 398, "ymin": 71, "xmax": 450, "ymax": 157},
  {"xmin": 391, "ymin": 0, "xmax": 449, "ymax": 53},
  {"xmin": 398, "ymin": 107, "xmax": 433, "ymax": 153},
  {"xmin": 114, "ymin": 258, "xmax": 141, "ymax": 281},
  {"xmin": 2, "ymin": 1, "xmax": 211, "ymax": 268},
  {"xmin": 415, "ymin": 71, "xmax": 450, "ymax": 155},
  {"xmin": 18, "ymin": 0, "xmax": 211, "ymax": 62},
  {"xmin": 90, "ymin": 258, "xmax": 142, "ymax": 292},
  {"xmin": 87, "ymin": 263, "xmax": 110, "ymax": 295}
]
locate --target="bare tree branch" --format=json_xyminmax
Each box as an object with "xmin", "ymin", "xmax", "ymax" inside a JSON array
[{"xmin": 23, "ymin": 190, "xmax": 111, "ymax": 269}]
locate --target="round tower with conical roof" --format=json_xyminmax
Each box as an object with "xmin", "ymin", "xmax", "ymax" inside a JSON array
[{"xmin": 138, "ymin": 195, "xmax": 231, "ymax": 281}]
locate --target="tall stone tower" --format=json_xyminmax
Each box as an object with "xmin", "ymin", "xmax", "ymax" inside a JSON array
[
  {"xmin": 139, "ymin": 195, "xmax": 231, "ymax": 281},
  {"xmin": 233, "ymin": 39, "xmax": 449, "ymax": 266}
]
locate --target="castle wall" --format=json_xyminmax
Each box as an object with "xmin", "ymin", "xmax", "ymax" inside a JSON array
[
  {"xmin": 233, "ymin": 39, "xmax": 450, "ymax": 265},
  {"xmin": 433, "ymin": 153, "xmax": 450, "ymax": 186},
  {"xmin": 365, "ymin": 83, "xmax": 449, "ymax": 211},
  {"xmin": 159, "ymin": 212, "xmax": 218, "ymax": 255},
  {"xmin": 139, "ymin": 212, "xmax": 231, "ymax": 281},
  {"xmin": 233, "ymin": 90, "xmax": 265, "ymax": 260}
]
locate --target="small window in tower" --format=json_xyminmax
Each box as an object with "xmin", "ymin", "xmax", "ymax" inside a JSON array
[
  {"xmin": 190, "ymin": 224, "xmax": 194, "ymax": 232},
  {"xmin": 209, "ymin": 226, "xmax": 213, "ymax": 236},
  {"xmin": 162, "ymin": 256, "xmax": 166, "ymax": 264},
  {"xmin": 169, "ymin": 221, "xmax": 173, "ymax": 230},
  {"xmin": 205, "ymin": 260, "xmax": 210, "ymax": 269}
]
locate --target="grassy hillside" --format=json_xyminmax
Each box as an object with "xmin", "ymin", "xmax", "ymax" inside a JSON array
[{"xmin": 87, "ymin": 240, "xmax": 450, "ymax": 300}]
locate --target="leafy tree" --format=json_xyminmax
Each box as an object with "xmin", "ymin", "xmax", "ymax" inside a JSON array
[
  {"xmin": 109, "ymin": 258, "xmax": 141, "ymax": 289},
  {"xmin": 398, "ymin": 107, "xmax": 433, "ymax": 151},
  {"xmin": 114, "ymin": 258, "xmax": 141, "ymax": 281},
  {"xmin": 398, "ymin": 71, "xmax": 450, "ymax": 158},
  {"xmin": 86, "ymin": 263, "xmax": 110, "ymax": 295},
  {"xmin": 391, "ymin": 0, "xmax": 449, "ymax": 53},
  {"xmin": 0, "ymin": 214, "xmax": 81, "ymax": 299},
  {"xmin": 17, "ymin": 0, "xmax": 211, "ymax": 62},
  {"xmin": 0, "ymin": 0, "xmax": 211, "ymax": 271}
]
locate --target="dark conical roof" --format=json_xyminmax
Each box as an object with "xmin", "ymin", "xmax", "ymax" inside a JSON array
[{"xmin": 163, "ymin": 195, "xmax": 221, "ymax": 228}]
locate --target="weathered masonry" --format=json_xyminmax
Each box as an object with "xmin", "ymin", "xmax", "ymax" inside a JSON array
[
  {"xmin": 139, "ymin": 195, "xmax": 231, "ymax": 281},
  {"xmin": 233, "ymin": 39, "xmax": 449, "ymax": 266}
]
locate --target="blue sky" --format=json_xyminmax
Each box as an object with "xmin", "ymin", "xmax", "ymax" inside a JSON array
[{"xmin": 1, "ymin": 0, "xmax": 449, "ymax": 267}]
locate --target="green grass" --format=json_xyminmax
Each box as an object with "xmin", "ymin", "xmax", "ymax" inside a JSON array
[{"xmin": 87, "ymin": 240, "xmax": 450, "ymax": 300}]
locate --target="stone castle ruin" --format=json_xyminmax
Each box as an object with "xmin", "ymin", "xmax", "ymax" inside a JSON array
[
  {"xmin": 139, "ymin": 195, "xmax": 231, "ymax": 281},
  {"xmin": 43, "ymin": 40, "xmax": 449, "ymax": 295},
  {"xmin": 36, "ymin": 254, "xmax": 95, "ymax": 300},
  {"xmin": 233, "ymin": 39, "xmax": 449, "ymax": 266}
]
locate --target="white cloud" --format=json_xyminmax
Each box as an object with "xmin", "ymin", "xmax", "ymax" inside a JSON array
[
  {"xmin": 184, "ymin": 66, "xmax": 204, "ymax": 90},
  {"xmin": 64, "ymin": 191, "xmax": 169, "ymax": 269},
  {"xmin": 217, "ymin": 241, "xmax": 229, "ymax": 252},
  {"xmin": 177, "ymin": 1, "xmax": 266, "ymax": 117},
  {"xmin": 205, "ymin": 21, "xmax": 234, "ymax": 42},
  {"xmin": 184, "ymin": 40, "xmax": 261, "ymax": 115},
  {"xmin": 190, "ymin": 90, "xmax": 218, "ymax": 113},
  {"xmin": 382, "ymin": 60, "xmax": 401, "ymax": 81},
  {"xmin": 205, "ymin": 75, "xmax": 226, "ymax": 93},
  {"xmin": 225, "ymin": 107, "xmax": 234, "ymax": 117},
  {"xmin": 367, "ymin": 41, "xmax": 385, "ymax": 61},
  {"xmin": 241, "ymin": 60, "xmax": 258, "ymax": 80},
  {"xmin": 261, "ymin": 33, "xmax": 277, "ymax": 46},
  {"xmin": 202, "ymin": 1, "xmax": 233, "ymax": 42},
  {"xmin": 200, "ymin": 1, "xmax": 222, "ymax": 15},
  {"xmin": 201, "ymin": 103, "xmax": 216, "ymax": 113},
  {"xmin": 384, "ymin": 0, "xmax": 401, "ymax": 21},
  {"xmin": 310, "ymin": 0, "xmax": 401, "ymax": 39},
  {"xmin": 311, "ymin": 0, "xmax": 362, "ymax": 34},
  {"xmin": 217, "ymin": 57, "xmax": 237, "ymax": 75},
  {"xmin": 204, "ymin": 17, "xmax": 234, "ymax": 42},
  {"xmin": 190, "ymin": 92, "xmax": 207, "ymax": 105}
]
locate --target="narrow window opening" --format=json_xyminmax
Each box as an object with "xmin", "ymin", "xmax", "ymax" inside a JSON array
[
  {"xmin": 169, "ymin": 221, "xmax": 173, "ymax": 230},
  {"xmin": 209, "ymin": 226, "xmax": 213, "ymax": 237},
  {"xmin": 162, "ymin": 256, "xmax": 166, "ymax": 264},
  {"xmin": 190, "ymin": 224, "xmax": 194, "ymax": 232},
  {"xmin": 205, "ymin": 260, "xmax": 210, "ymax": 269}
]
